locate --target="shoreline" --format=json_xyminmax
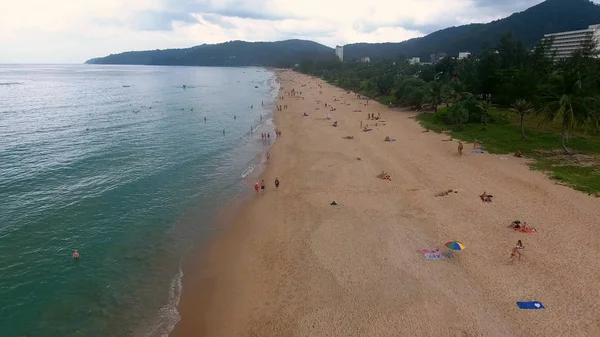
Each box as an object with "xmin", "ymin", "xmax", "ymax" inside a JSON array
[
  {"xmin": 170, "ymin": 69, "xmax": 284, "ymax": 337},
  {"xmin": 171, "ymin": 69, "xmax": 600, "ymax": 337}
]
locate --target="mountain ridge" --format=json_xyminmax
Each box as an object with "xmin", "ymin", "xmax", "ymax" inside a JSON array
[{"xmin": 86, "ymin": 0, "xmax": 600, "ymax": 66}]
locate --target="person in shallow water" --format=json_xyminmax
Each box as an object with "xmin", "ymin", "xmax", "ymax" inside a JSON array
[{"xmin": 73, "ymin": 249, "xmax": 80, "ymax": 259}]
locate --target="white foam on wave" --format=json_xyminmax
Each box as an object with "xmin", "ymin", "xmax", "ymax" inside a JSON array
[
  {"xmin": 142, "ymin": 266, "xmax": 183, "ymax": 337},
  {"xmin": 241, "ymin": 164, "xmax": 257, "ymax": 179}
]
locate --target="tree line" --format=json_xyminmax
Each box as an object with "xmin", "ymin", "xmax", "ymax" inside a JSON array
[{"xmin": 297, "ymin": 34, "xmax": 600, "ymax": 154}]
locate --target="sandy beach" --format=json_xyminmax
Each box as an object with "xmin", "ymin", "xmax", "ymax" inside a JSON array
[{"xmin": 172, "ymin": 69, "xmax": 600, "ymax": 337}]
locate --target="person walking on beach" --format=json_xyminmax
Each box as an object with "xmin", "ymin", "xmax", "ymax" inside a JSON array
[
  {"xmin": 458, "ymin": 141, "xmax": 464, "ymax": 156},
  {"xmin": 260, "ymin": 180, "xmax": 265, "ymax": 192},
  {"xmin": 254, "ymin": 182, "xmax": 260, "ymax": 194},
  {"xmin": 274, "ymin": 177, "xmax": 280, "ymax": 191},
  {"xmin": 511, "ymin": 240, "xmax": 524, "ymax": 262}
]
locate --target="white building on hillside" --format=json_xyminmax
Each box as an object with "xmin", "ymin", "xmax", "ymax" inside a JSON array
[
  {"xmin": 458, "ymin": 52, "xmax": 471, "ymax": 59},
  {"xmin": 335, "ymin": 45, "xmax": 344, "ymax": 61},
  {"xmin": 408, "ymin": 57, "xmax": 420, "ymax": 65},
  {"xmin": 360, "ymin": 57, "xmax": 371, "ymax": 63},
  {"xmin": 543, "ymin": 24, "xmax": 600, "ymax": 59}
]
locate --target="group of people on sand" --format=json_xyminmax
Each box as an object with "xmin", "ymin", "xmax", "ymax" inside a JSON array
[
  {"xmin": 367, "ymin": 112, "xmax": 380, "ymax": 120},
  {"xmin": 254, "ymin": 177, "xmax": 280, "ymax": 193},
  {"xmin": 377, "ymin": 171, "xmax": 391, "ymax": 181},
  {"xmin": 277, "ymin": 105, "xmax": 287, "ymax": 111}
]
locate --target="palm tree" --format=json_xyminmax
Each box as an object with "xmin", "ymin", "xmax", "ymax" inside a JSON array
[
  {"xmin": 426, "ymin": 80, "xmax": 444, "ymax": 112},
  {"xmin": 511, "ymin": 99, "xmax": 534, "ymax": 139},
  {"xmin": 539, "ymin": 70, "xmax": 591, "ymax": 154},
  {"xmin": 448, "ymin": 80, "xmax": 470, "ymax": 104},
  {"xmin": 476, "ymin": 100, "xmax": 492, "ymax": 125}
]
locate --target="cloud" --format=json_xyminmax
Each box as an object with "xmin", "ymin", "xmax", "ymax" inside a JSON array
[{"xmin": 1, "ymin": 0, "xmax": 599, "ymax": 62}]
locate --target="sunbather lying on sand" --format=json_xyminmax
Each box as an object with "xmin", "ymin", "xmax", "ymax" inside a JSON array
[
  {"xmin": 342, "ymin": 136, "xmax": 354, "ymax": 139},
  {"xmin": 377, "ymin": 171, "xmax": 391, "ymax": 181},
  {"xmin": 435, "ymin": 189, "xmax": 457, "ymax": 197},
  {"xmin": 510, "ymin": 221, "xmax": 534, "ymax": 232},
  {"xmin": 514, "ymin": 149, "xmax": 523, "ymax": 158},
  {"xmin": 509, "ymin": 220, "xmax": 522, "ymax": 229},
  {"xmin": 363, "ymin": 127, "xmax": 373, "ymax": 132},
  {"xmin": 303, "ymin": 112, "xmax": 309, "ymax": 116},
  {"xmin": 332, "ymin": 121, "xmax": 338, "ymax": 127},
  {"xmin": 480, "ymin": 191, "xmax": 493, "ymax": 202},
  {"xmin": 384, "ymin": 136, "xmax": 396, "ymax": 142}
]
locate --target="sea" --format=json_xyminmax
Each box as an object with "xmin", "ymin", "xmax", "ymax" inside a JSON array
[{"xmin": 0, "ymin": 64, "xmax": 279, "ymax": 337}]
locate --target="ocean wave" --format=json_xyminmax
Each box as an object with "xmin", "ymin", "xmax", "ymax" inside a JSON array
[
  {"xmin": 143, "ymin": 266, "xmax": 183, "ymax": 337},
  {"xmin": 241, "ymin": 164, "xmax": 257, "ymax": 179}
]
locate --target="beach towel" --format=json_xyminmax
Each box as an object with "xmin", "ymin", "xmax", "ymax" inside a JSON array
[
  {"xmin": 424, "ymin": 252, "xmax": 445, "ymax": 260},
  {"xmin": 515, "ymin": 228, "xmax": 537, "ymax": 233},
  {"xmin": 472, "ymin": 149, "xmax": 485, "ymax": 154},
  {"xmin": 517, "ymin": 301, "xmax": 544, "ymax": 310},
  {"xmin": 330, "ymin": 201, "xmax": 338, "ymax": 206}
]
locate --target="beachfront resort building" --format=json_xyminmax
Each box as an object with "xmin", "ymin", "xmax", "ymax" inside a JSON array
[
  {"xmin": 335, "ymin": 45, "xmax": 344, "ymax": 62},
  {"xmin": 360, "ymin": 57, "xmax": 371, "ymax": 63},
  {"xmin": 458, "ymin": 52, "xmax": 471, "ymax": 60},
  {"xmin": 408, "ymin": 57, "xmax": 420, "ymax": 65},
  {"xmin": 543, "ymin": 24, "xmax": 600, "ymax": 59}
]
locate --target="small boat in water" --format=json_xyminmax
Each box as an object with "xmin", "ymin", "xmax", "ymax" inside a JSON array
[{"xmin": 123, "ymin": 85, "xmax": 131, "ymax": 88}]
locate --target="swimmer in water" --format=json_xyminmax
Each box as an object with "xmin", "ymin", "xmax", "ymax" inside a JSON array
[
  {"xmin": 204, "ymin": 117, "xmax": 207, "ymax": 122},
  {"xmin": 234, "ymin": 115, "xmax": 236, "ymax": 120},
  {"xmin": 73, "ymin": 249, "xmax": 80, "ymax": 259},
  {"xmin": 223, "ymin": 129, "xmax": 225, "ymax": 135}
]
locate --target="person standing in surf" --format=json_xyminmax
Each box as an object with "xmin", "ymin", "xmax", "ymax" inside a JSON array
[
  {"xmin": 274, "ymin": 177, "xmax": 280, "ymax": 191},
  {"xmin": 254, "ymin": 182, "xmax": 259, "ymax": 194},
  {"xmin": 260, "ymin": 180, "xmax": 265, "ymax": 192}
]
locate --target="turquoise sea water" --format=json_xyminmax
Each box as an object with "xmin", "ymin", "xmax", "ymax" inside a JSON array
[{"xmin": 0, "ymin": 65, "xmax": 278, "ymax": 337}]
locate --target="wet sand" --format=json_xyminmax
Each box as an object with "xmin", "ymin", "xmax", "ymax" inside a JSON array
[{"xmin": 171, "ymin": 69, "xmax": 600, "ymax": 337}]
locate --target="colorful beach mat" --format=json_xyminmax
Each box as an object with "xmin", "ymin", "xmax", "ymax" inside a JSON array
[
  {"xmin": 517, "ymin": 301, "xmax": 545, "ymax": 310},
  {"xmin": 418, "ymin": 248, "xmax": 445, "ymax": 261},
  {"xmin": 424, "ymin": 252, "xmax": 445, "ymax": 260}
]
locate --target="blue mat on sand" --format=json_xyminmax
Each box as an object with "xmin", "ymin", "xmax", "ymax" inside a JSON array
[{"xmin": 517, "ymin": 301, "xmax": 545, "ymax": 309}]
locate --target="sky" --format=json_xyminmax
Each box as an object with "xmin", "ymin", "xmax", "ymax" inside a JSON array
[{"xmin": 0, "ymin": 0, "xmax": 596, "ymax": 63}]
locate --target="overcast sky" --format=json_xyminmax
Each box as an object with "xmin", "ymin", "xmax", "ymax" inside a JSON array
[{"xmin": 0, "ymin": 0, "xmax": 595, "ymax": 63}]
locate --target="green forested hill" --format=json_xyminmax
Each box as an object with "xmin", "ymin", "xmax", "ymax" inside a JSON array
[{"xmin": 344, "ymin": 0, "xmax": 600, "ymax": 61}]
